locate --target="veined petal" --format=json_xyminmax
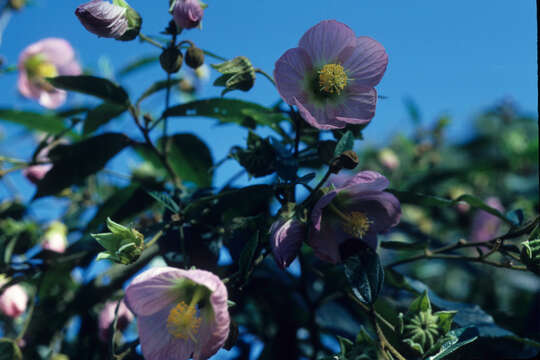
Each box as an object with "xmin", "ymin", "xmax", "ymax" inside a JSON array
[
  {"xmin": 274, "ymin": 47, "xmax": 312, "ymax": 105},
  {"xmin": 334, "ymin": 86, "xmax": 377, "ymax": 125},
  {"xmin": 338, "ymin": 170, "xmax": 389, "ymax": 193},
  {"xmin": 346, "ymin": 192, "xmax": 402, "ymax": 232},
  {"xmin": 339, "ymin": 36, "xmax": 388, "ymax": 87},
  {"xmin": 294, "ymin": 97, "xmax": 345, "ymax": 130},
  {"xmin": 311, "ymin": 190, "xmax": 339, "ymax": 231},
  {"xmin": 75, "ymin": 0, "xmax": 128, "ymax": 39},
  {"xmin": 299, "ymin": 20, "xmax": 356, "ymax": 66},
  {"xmin": 308, "ymin": 223, "xmax": 345, "ymax": 264}
]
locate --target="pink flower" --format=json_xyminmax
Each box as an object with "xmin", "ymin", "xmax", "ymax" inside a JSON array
[
  {"xmin": 309, "ymin": 171, "xmax": 400, "ymax": 264},
  {"xmin": 125, "ymin": 267, "xmax": 230, "ymax": 360},
  {"xmin": 42, "ymin": 221, "xmax": 68, "ymax": 253},
  {"xmin": 172, "ymin": 0, "xmax": 204, "ymax": 29},
  {"xmin": 98, "ymin": 300, "xmax": 134, "ymax": 342},
  {"xmin": 17, "ymin": 38, "xmax": 82, "ymax": 109},
  {"xmin": 274, "ymin": 20, "xmax": 388, "ymax": 130},
  {"xmin": 0, "ymin": 284, "xmax": 28, "ymax": 318},
  {"xmin": 23, "ymin": 145, "xmax": 53, "ymax": 184},
  {"xmin": 270, "ymin": 218, "xmax": 305, "ymax": 270},
  {"xmin": 470, "ymin": 197, "xmax": 504, "ymax": 243}
]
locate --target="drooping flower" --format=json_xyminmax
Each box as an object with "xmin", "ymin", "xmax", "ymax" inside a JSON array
[
  {"xmin": 0, "ymin": 284, "xmax": 28, "ymax": 318},
  {"xmin": 171, "ymin": 0, "xmax": 205, "ymax": 29},
  {"xmin": 308, "ymin": 171, "xmax": 400, "ymax": 264},
  {"xmin": 17, "ymin": 38, "xmax": 82, "ymax": 109},
  {"xmin": 75, "ymin": 0, "xmax": 142, "ymax": 41},
  {"xmin": 470, "ymin": 197, "xmax": 504, "ymax": 243},
  {"xmin": 270, "ymin": 218, "xmax": 305, "ymax": 270},
  {"xmin": 125, "ymin": 267, "xmax": 230, "ymax": 360},
  {"xmin": 42, "ymin": 221, "xmax": 68, "ymax": 253},
  {"xmin": 98, "ymin": 300, "xmax": 134, "ymax": 342},
  {"xmin": 274, "ymin": 20, "xmax": 388, "ymax": 130}
]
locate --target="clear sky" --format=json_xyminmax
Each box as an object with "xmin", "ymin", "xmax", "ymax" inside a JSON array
[{"xmin": 0, "ymin": 0, "xmax": 537, "ymax": 206}]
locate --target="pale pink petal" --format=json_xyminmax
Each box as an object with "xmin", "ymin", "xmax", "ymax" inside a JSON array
[
  {"xmin": 270, "ymin": 219, "xmax": 305, "ymax": 269},
  {"xmin": 23, "ymin": 164, "xmax": 52, "ymax": 184},
  {"xmin": 294, "ymin": 97, "xmax": 344, "ymax": 130},
  {"xmin": 334, "ymin": 86, "xmax": 377, "ymax": 125},
  {"xmin": 298, "ymin": 20, "xmax": 356, "ymax": 66},
  {"xmin": 138, "ymin": 305, "xmax": 194, "ymax": 360},
  {"xmin": 0, "ymin": 285, "xmax": 28, "ymax": 318},
  {"xmin": 339, "ymin": 36, "xmax": 388, "ymax": 87},
  {"xmin": 42, "ymin": 232, "xmax": 67, "ymax": 253},
  {"xmin": 98, "ymin": 300, "xmax": 134, "ymax": 342},
  {"xmin": 125, "ymin": 267, "xmax": 184, "ymax": 316},
  {"xmin": 38, "ymin": 90, "xmax": 67, "ymax": 109},
  {"xmin": 36, "ymin": 38, "xmax": 77, "ymax": 68},
  {"xmin": 274, "ymin": 47, "xmax": 312, "ymax": 105},
  {"xmin": 58, "ymin": 60, "xmax": 82, "ymax": 76},
  {"xmin": 311, "ymin": 190, "xmax": 339, "ymax": 231},
  {"xmin": 308, "ymin": 223, "xmax": 343, "ymax": 264},
  {"xmin": 347, "ymin": 192, "xmax": 402, "ymax": 231},
  {"xmin": 338, "ymin": 170, "xmax": 389, "ymax": 193}
]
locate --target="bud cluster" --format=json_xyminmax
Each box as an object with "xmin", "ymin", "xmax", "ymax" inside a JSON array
[{"xmin": 91, "ymin": 217, "xmax": 145, "ymax": 265}]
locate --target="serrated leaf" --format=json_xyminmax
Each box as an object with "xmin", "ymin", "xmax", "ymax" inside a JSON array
[
  {"xmin": 147, "ymin": 191, "xmax": 180, "ymax": 213},
  {"xmin": 47, "ymin": 75, "xmax": 129, "ymax": 105},
  {"xmin": 163, "ymin": 98, "xmax": 286, "ymax": 129},
  {"xmin": 83, "ymin": 102, "xmax": 127, "ymax": 135},
  {"xmin": 0, "ymin": 109, "xmax": 68, "ymax": 134},
  {"xmin": 333, "ymin": 130, "xmax": 354, "ymax": 157},
  {"xmin": 34, "ymin": 133, "xmax": 131, "ymax": 198},
  {"xmin": 158, "ymin": 134, "xmax": 213, "ymax": 187},
  {"xmin": 344, "ymin": 247, "xmax": 384, "ymax": 305}
]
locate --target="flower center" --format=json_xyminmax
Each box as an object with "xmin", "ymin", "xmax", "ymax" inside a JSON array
[
  {"xmin": 166, "ymin": 301, "xmax": 202, "ymax": 341},
  {"xmin": 25, "ymin": 55, "xmax": 58, "ymax": 79},
  {"xmin": 318, "ymin": 63, "xmax": 348, "ymax": 95},
  {"xmin": 342, "ymin": 211, "xmax": 372, "ymax": 238}
]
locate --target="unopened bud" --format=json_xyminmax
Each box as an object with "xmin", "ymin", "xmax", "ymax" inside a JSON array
[
  {"xmin": 185, "ymin": 46, "xmax": 205, "ymax": 69},
  {"xmin": 521, "ymin": 239, "xmax": 540, "ymax": 275},
  {"xmin": 92, "ymin": 217, "xmax": 145, "ymax": 265},
  {"xmin": 330, "ymin": 150, "xmax": 359, "ymax": 173},
  {"xmin": 159, "ymin": 47, "xmax": 183, "ymax": 74},
  {"xmin": 211, "ymin": 56, "xmax": 255, "ymax": 96}
]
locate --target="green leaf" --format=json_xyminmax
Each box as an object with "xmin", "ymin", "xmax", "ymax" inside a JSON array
[
  {"xmin": 35, "ymin": 133, "xmax": 131, "ymax": 198},
  {"xmin": 147, "ymin": 191, "xmax": 180, "ymax": 213},
  {"xmin": 333, "ymin": 130, "xmax": 354, "ymax": 157},
  {"xmin": 436, "ymin": 310, "xmax": 458, "ymax": 334},
  {"xmin": 47, "ymin": 75, "xmax": 129, "ymax": 105},
  {"xmin": 0, "ymin": 109, "xmax": 68, "ymax": 134},
  {"xmin": 344, "ymin": 247, "xmax": 384, "ymax": 305},
  {"xmin": 428, "ymin": 327, "xmax": 479, "ymax": 360},
  {"xmin": 408, "ymin": 290, "xmax": 431, "ymax": 313},
  {"xmin": 238, "ymin": 230, "xmax": 259, "ymax": 281},
  {"xmin": 83, "ymin": 102, "xmax": 127, "ymax": 135},
  {"xmin": 0, "ymin": 338, "xmax": 23, "ymax": 360},
  {"xmin": 117, "ymin": 55, "xmax": 159, "ymax": 77},
  {"xmin": 163, "ymin": 98, "xmax": 286, "ymax": 129},
  {"xmin": 158, "ymin": 134, "xmax": 213, "ymax": 187},
  {"xmin": 136, "ymin": 78, "xmax": 179, "ymax": 106}
]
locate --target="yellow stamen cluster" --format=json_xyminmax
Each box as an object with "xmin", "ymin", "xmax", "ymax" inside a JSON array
[
  {"xmin": 318, "ymin": 63, "xmax": 348, "ymax": 94},
  {"xmin": 343, "ymin": 211, "xmax": 372, "ymax": 238},
  {"xmin": 166, "ymin": 301, "xmax": 202, "ymax": 341},
  {"xmin": 34, "ymin": 62, "xmax": 58, "ymax": 79}
]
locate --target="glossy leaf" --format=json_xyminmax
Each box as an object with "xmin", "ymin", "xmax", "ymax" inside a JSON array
[
  {"xmin": 428, "ymin": 327, "xmax": 479, "ymax": 360},
  {"xmin": 344, "ymin": 247, "xmax": 384, "ymax": 305},
  {"xmin": 333, "ymin": 130, "xmax": 354, "ymax": 157},
  {"xmin": 47, "ymin": 75, "xmax": 129, "ymax": 105}
]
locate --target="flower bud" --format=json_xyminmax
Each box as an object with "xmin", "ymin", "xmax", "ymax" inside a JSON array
[
  {"xmin": 42, "ymin": 221, "xmax": 68, "ymax": 253},
  {"xmin": 0, "ymin": 284, "xmax": 28, "ymax": 318},
  {"xmin": 270, "ymin": 205, "xmax": 306, "ymax": 270},
  {"xmin": 211, "ymin": 56, "xmax": 256, "ymax": 96},
  {"xmin": 171, "ymin": 0, "xmax": 205, "ymax": 29},
  {"xmin": 185, "ymin": 45, "xmax": 205, "ymax": 69},
  {"xmin": 8, "ymin": 0, "xmax": 26, "ymax": 10},
  {"xmin": 159, "ymin": 47, "xmax": 183, "ymax": 74},
  {"xmin": 521, "ymin": 239, "xmax": 540, "ymax": 275},
  {"xmin": 75, "ymin": 0, "xmax": 142, "ymax": 41},
  {"xmin": 378, "ymin": 148, "xmax": 399, "ymax": 170},
  {"xmin": 329, "ymin": 150, "xmax": 359, "ymax": 173},
  {"xmin": 91, "ymin": 217, "xmax": 145, "ymax": 265}
]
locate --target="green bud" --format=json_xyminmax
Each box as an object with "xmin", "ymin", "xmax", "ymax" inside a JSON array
[
  {"xmin": 185, "ymin": 46, "xmax": 205, "ymax": 69},
  {"xmin": 211, "ymin": 56, "xmax": 256, "ymax": 96},
  {"xmin": 114, "ymin": 0, "xmax": 142, "ymax": 41},
  {"xmin": 160, "ymin": 47, "xmax": 183, "ymax": 74},
  {"xmin": 230, "ymin": 131, "xmax": 276, "ymax": 178},
  {"xmin": 521, "ymin": 238, "xmax": 540, "ymax": 275},
  {"xmin": 330, "ymin": 150, "xmax": 359, "ymax": 173},
  {"xmin": 91, "ymin": 217, "xmax": 144, "ymax": 265}
]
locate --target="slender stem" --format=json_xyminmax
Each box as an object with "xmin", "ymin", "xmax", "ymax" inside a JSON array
[
  {"xmin": 145, "ymin": 229, "xmax": 164, "ymax": 248},
  {"xmin": 163, "ymin": 72, "xmax": 171, "ymax": 153},
  {"xmin": 348, "ymin": 293, "xmax": 395, "ymax": 332},
  {"xmin": 301, "ymin": 167, "xmax": 332, "ymax": 208},
  {"xmin": 369, "ymin": 305, "xmax": 407, "ymax": 360},
  {"xmin": 138, "ymin": 33, "xmax": 164, "ymax": 49},
  {"xmin": 255, "ymin": 68, "xmax": 276, "ymax": 87}
]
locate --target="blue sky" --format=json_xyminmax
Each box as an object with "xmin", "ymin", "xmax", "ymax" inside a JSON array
[{"xmin": 0, "ymin": 0, "xmax": 537, "ymax": 204}]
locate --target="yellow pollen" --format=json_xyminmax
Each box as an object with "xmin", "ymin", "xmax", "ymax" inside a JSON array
[
  {"xmin": 343, "ymin": 211, "xmax": 372, "ymax": 238},
  {"xmin": 166, "ymin": 301, "xmax": 202, "ymax": 341},
  {"xmin": 318, "ymin": 63, "xmax": 348, "ymax": 94},
  {"xmin": 35, "ymin": 62, "xmax": 58, "ymax": 79}
]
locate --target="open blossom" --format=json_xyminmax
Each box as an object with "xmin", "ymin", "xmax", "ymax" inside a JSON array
[
  {"xmin": 42, "ymin": 221, "xmax": 68, "ymax": 253},
  {"xmin": 0, "ymin": 284, "xmax": 28, "ymax": 318},
  {"xmin": 17, "ymin": 38, "xmax": 82, "ymax": 109},
  {"xmin": 309, "ymin": 171, "xmax": 400, "ymax": 264},
  {"xmin": 125, "ymin": 267, "xmax": 230, "ymax": 360},
  {"xmin": 270, "ymin": 218, "xmax": 305, "ymax": 270},
  {"xmin": 470, "ymin": 197, "xmax": 504, "ymax": 243},
  {"xmin": 274, "ymin": 20, "xmax": 388, "ymax": 130},
  {"xmin": 98, "ymin": 300, "xmax": 134, "ymax": 342},
  {"xmin": 23, "ymin": 144, "xmax": 54, "ymax": 184},
  {"xmin": 75, "ymin": 0, "xmax": 141, "ymax": 41},
  {"xmin": 172, "ymin": 0, "xmax": 204, "ymax": 29}
]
